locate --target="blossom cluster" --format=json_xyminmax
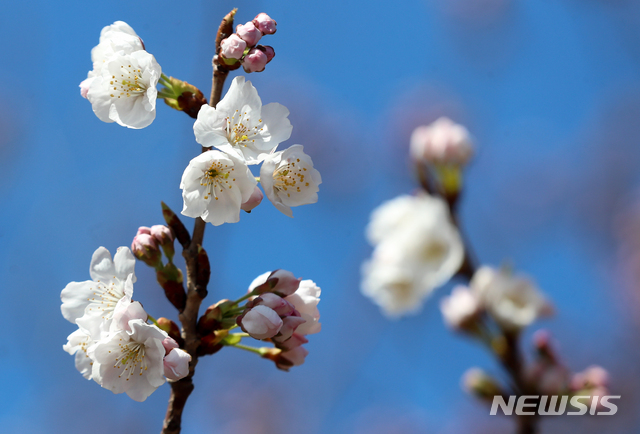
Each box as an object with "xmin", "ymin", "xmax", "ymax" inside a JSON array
[
  {"xmin": 219, "ymin": 13, "xmax": 278, "ymax": 73},
  {"xmin": 61, "ymin": 247, "xmax": 191, "ymax": 401},
  {"xmin": 80, "ymin": 22, "xmax": 161, "ymax": 129},
  {"xmin": 183, "ymin": 76, "xmax": 322, "ymax": 225},
  {"xmin": 361, "ymin": 194, "xmax": 464, "ymax": 317}
]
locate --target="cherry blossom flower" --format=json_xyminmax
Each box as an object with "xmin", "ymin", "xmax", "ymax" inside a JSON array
[
  {"xmin": 180, "ymin": 149, "xmax": 257, "ymax": 226},
  {"xmin": 61, "ymin": 246, "xmax": 136, "ymax": 332},
  {"xmin": 471, "ymin": 266, "xmax": 552, "ymax": 330},
  {"xmin": 361, "ymin": 194, "xmax": 464, "ymax": 317},
  {"xmin": 89, "ymin": 319, "xmax": 168, "ymax": 402},
  {"xmin": 163, "ymin": 348, "xmax": 191, "ymax": 381},
  {"xmin": 193, "ymin": 76, "xmax": 292, "ymax": 164},
  {"xmin": 260, "ymin": 145, "xmax": 322, "ymax": 217},
  {"xmin": 87, "ymin": 50, "xmax": 161, "ymax": 129}
]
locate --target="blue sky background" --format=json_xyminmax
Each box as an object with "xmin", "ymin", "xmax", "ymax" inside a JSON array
[{"xmin": 2, "ymin": 0, "xmax": 640, "ymax": 432}]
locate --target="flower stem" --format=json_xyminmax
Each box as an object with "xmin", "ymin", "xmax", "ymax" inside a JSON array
[
  {"xmin": 147, "ymin": 314, "xmax": 159, "ymax": 327},
  {"xmin": 229, "ymin": 292, "xmax": 253, "ymax": 307},
  {"xmin": 227, "ymin": 342, "xmax": 264, "ymax": 355},
  {"xmin": 161, "ymin": 10, "xmax": 235, "ymax": 434}
]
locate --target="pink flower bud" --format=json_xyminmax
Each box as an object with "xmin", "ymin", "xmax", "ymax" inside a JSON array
[
  {"xmin": 131, "ymin": 233, "xmax": 162, "ymax": 267},
  {"xmin": 269, "ymin": 269, "xmax": 302, "ymax": 296},
  {"xmin": 111, "ymin": 299, "xmax": 148, "ymax": 332},
  {"xmin": 220, "ymin": 34, "xmax": 247, "ymax": 60},
  {"xmin": 241, "ymin": 48, "xmax": 268, "ymax": 73},
  {"xmin": 164, "ymin": 348, "xmax": 191, "ymax": 381},
  {"xmin": 273, "ymin": 315, "xmax": 306, "ymax": 343},
  {"xmin": 236, "ymin": 21, "xmax": 262, "ymax": 47},
  {"xmin": 162, "ymin": 337, "xmax": 179, "ymax": 355},
  {"xmin": 137, "ymin": 226, "xmax": 152, "ymax": 235},
  {"xmin": 410, "ymin": 117, "xmax": 474, "ymax": 166},
  {"xmin": 238, "ymin": 305, "xmax": 283, "ymax": 339},
  {"xmin": 253, "ymin": 13, "xmax": 277, "ymax": 35},
  {"xmin": 277, "ymin": 333, "xmax": 308, "ymax": 351},
  {"xmin": 278, "ymin": 346, "xmax": 308, "ymax": 370},
  {"xmin": 261, "ymin": 45, "xmax": 275, "ymax": 63},
  {"xmin": 79, "ymin": 77, "xmax": 94, "ymax": 99},
  {"xmin": 253, "ymin": 293, "xmax": 296, "ymax": 316},
  {"xmin": 241, "ymin": 186, "xmax": 263, "ymax": 212},
  {"xmin": 150, "ymin": 225, "xmax": 175, "ymax": 260}
]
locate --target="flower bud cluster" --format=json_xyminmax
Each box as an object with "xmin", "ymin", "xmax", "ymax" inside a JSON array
[
  {"xmin": 236, "ymin": 270, "xmax": 321, "ymax": 371},
  {"xmin": 219, "ymin": 13, "xmax": 277, "ymax": 73},
  {"xmin": 131, "ymin": 225, "xmax": 175, "ymax": 267},
  {"xmin": 61, "ymin": 247, "xmax": 191, "ymax": 401}
]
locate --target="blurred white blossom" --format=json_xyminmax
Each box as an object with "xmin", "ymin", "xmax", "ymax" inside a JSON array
[{"xmin": 362, "ymin": 194, "xmax": 464, "ymax": 317}]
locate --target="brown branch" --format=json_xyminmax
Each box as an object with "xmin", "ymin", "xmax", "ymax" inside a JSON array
[{"xmin": 161, "ymin": 9, "xmax": 236, "ymax": 434}]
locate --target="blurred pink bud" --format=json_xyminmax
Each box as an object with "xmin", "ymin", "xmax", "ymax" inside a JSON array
[
  {"xmin": 164, "ymin": 348, "xmax": 191, "ymax": 381},
  {"xmin": 241, "ymin": 186, "xmax": 263, "ymax": 212},
  {"xmin": 277, "ymin": 346, "xmax": 308, "ymax": 370},
  {"xmin": 277, "ymin": 333, "xmax": 308, "ymax": 351},
  {"xmin": 440, "ymin": 285, "xmax": 481, "ymax": 330},
  {"xmin": 131, "ymin": 232, "xmax": 162, "ymax": 267},
  {"xmin": 571, "ymin": 365, "xmax": 609, "ymax": 390},
  {"xmin": 241, "ymin": 48, "xmax": 268, "ymax": 73},
  {"xmin": 236, "ymin": 21, "xmax": 262, "ymax": 47},
  {"xmin": 533, "ymin": 329, "xmax": 559, "ymax": 363},
  {"xmin": 79, "ymin": 77, "xmax": 94, "ymax": 99},
  {"xmin": 410, "ymin": 117, "xmax": 474, "ymax": 166},
  {"xmin": 273, "ymin": 315, "xmax": 306, "ymax": 343},
  {"xmin": 253, "ymin": 293, "xmax": 296, "ymax": 316},
  {"xmin": 238, "ymin": 305, "xmax": 283, "ymax": 339},
  {"xmin": 220, "ymin": 34, "xmax": 247, "ymax": 60},
  {"xmin": 253, "ymin": 13, "xmax": 277, "ymax": 35},
  {"xmin": 162, "ymin": 337, "xmax": 179, "ymax": 355}
]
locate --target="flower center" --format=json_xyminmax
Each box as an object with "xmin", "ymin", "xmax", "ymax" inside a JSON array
[
  {"xmin": 87, "ymin": 278, "xmax": 125, "ymax": 319},
  {"xmin": 109, "ymin": 64, "xmax": 146, "ymax": 99},
  {"xmin": 114, "ymin": 342, "xmax": 148, "ymax": 380},
  {"xmin": 226, "ymin": 110, "xmax": 263, "ymax": 147},
  {"xmin": 273, "ymin": 158, "xmax": 309, "ymax": 198},
  {"xmin": 201, "ymin": 160, "xmax": 236, "ymax": 201}
]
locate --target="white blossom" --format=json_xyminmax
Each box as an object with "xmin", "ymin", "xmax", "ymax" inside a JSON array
[
  {"xmin": 260, "ymin": 145, "xmax": 322, "ymax": 217},
  {"xmin": 86, "ymin": 50, "xmax": 161, "ymax": 129},
  {"xmin": 88, "ymin": 319, "xmax": 167, "ymax": 402},
  {"xmin": 180, "ymin": 149, "xmax": 257, "ymax": 226},
  {"xmin": 61, "ymin": 246, "xmax": 136, "ymax": 333},
  {"xmin": 471, "ymin": 266, "xmax": 551, "ymax": 330},
  {"xmin": 193, "ymin": 76, "xmax": 292, "ymax": 164},
  {"xmin": 361, "ymin": 194, "xmax": 464, "ymax": 317},
  {"xmin": 63, "ymin": 326, "xmax": 97, "ymax": 380}
]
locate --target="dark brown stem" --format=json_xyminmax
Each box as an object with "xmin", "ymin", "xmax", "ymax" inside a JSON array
[{"xmin": 161, "ymin": 10, "xmax": 235, "ymax": 434}]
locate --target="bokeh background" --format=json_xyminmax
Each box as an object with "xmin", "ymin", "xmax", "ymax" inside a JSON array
[{"xmin": 2, "ymin": 0, "xmax": 640, "ymax": 432}]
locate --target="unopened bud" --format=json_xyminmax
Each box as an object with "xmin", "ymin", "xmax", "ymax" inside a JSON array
[
  {"xmin": 162, "ymin": 337, "xmax": 179, "ymax": 355},
  {"xmin": 276, "ymin": 332, "xmax": 308, "ymax": 351},
  {"xmin": 198, "ymin": 331, "xmax": 226, "ymax": 356},
  {"xmin": 164, "ymin": 348, "xmax": 191, "ymax": 381},
  {"xmin": 253, "ymin": 13, "xmax": 277, "ymax": 35},
  {"xmin": 252, "ymin": 293, "xmax": 295, "ymax": 316},
  {"xmin": 261, "ymin": 45, "xmax": 275, "ymax": 63},
  {"xmin": 252, "ymin": 269, "xmax": 301, "ymax": 297},
  {"xmin": 157, "ymin": 317, "xmax": 183, "ymax": 347},
  {"xmin": 161, "ymin": 202, "xmax": 191, "ymax": 249},
  {"xmin": 197, "ymin": 299, "xmax": 229, "ymax": 335},
  {"xmin": 462, "ymin": 368, "xmax": 504, "ymax": 401},
  {"xmin": 272, "ymin": 314, "xmax": 306, "ymax": 343},
  {"xmin": 132, "ymin": 232, "xmax": 162, "ymax": 267},
  {"xmin": 156, "ymin": 263, "xmax": 186, "ymax": 312},
  {"xmin": 262, "ymin": 346, "xmax": 308, "ymax": 372},
  {"xmin": 220, "ymin": 34, "xmax": 247, "ymax": 60},
  {"xmin": 237, "ymin": 305, "xmax": 283, "ymax": 340},
  {"xmin": 236, "ymin": 21, "xmax": 262, "ymax": 47},
  {"xmin": 150, "ymin": 225, "xmax": 175, "ymax": 261},
  {"xmin": 410, "ymin": 117, "xmax": 474, "ymax": 167},
  {"xmin": 241, "ymin": 186, "xmax": 264, "ymax": 212},
  {"xmin": 440, "ymin": 285, "xmax": 481, "ymax": 331},
  {"xmin": 241, "ymin": 48, "xmax": 268, "ymax": 73}
]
